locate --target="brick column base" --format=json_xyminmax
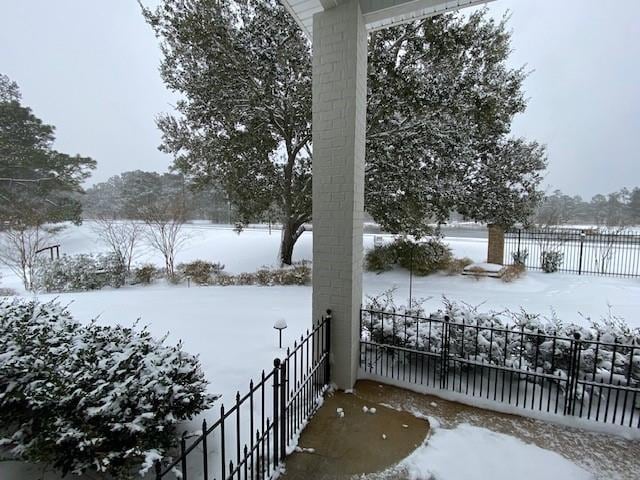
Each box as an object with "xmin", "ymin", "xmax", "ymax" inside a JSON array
[{"xmin": 487, "ymin": 224, "xmax": 505, "ymax": 265}]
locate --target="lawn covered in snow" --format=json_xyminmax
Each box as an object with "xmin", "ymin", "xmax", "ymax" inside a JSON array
[
  {"xmin": 26, "ymin": 221, "xmax": 640, "ymax": 325},
  {"xmin": 2, "ymin": 222, "xmax": 640, "ymax": 412},
  {"xmin": 2, "ymin": 222, "xmax": 639, "ymax": 479}
]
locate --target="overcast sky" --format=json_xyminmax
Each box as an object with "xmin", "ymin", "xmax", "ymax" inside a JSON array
[{"xmin": 1, "ymin": 0, "xmax": 638, "ymax": 198}]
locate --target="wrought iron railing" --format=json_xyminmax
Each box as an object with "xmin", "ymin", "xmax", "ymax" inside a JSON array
[
  {"xmin": 504, "ymin": 227, "xmax": 640, "ymax": 277},
  {"xmin": 155, "ymin": 312, "xmax": 331, "ymax": 479},
  {"xmin": 360, "ymin": 308, "xmax": 640, "ymax": 429}
]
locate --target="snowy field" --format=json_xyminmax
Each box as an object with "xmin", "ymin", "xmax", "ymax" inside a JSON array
[{"xmin": 2, "ymin": 222, "xmax": 639, "ymax": 479}]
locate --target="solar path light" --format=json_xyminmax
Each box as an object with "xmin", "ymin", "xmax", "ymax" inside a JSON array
[{"xmin": 274, "ymin": 318, "xmax": 288, "ymax": 348}]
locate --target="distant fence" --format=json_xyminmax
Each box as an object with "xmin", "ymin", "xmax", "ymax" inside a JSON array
[
  {"xmin": 359, "ymin": 308, "xmax": 640, "ymax": 430},
  {"xmin": 155, "ymin": 313, "xmax": 331, "ymax": 480},
  {"xmin": 504, "ymin": 228, "xmax": 640, "ymax": 277}
]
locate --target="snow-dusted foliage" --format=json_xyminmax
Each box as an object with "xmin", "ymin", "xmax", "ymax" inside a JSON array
[
  {"xmin": 365, "ymin": 238, "xmax": 452, "ymax": 276},
  {"xmin": 172, "ymin": 260, "xmax": 311, "ymax": 286},
  {"xmin": 34, "ymin": 253, "xmax": 126, "ymax": 292},
  {"xmin": 178, "ymin": 260, "xmax": 225, "ymax": 285},
  {"xmin": 366, "ymin": 13, "xmax": 547, "ymax": 236},
  {"xmin": 363, "ymin": 290, "xmax": 640, "ymax": 388},
  {"xmin": 541, "ymin": 250, "xmax": 564, "ymax": 273},
  {"xmin": 253, "ymin": 262, "xmax": 311, "ymax": 286},
  {"xmin": 133, "ymin": 263, "xmax": 162, "ymax": 285},
  {"xmin": 512, "ymin": 248, "xmax": 529, "ymax": 266},
  {"xmin": 0, "ymin": 298, "xmax": 215, "ymax": 478}
]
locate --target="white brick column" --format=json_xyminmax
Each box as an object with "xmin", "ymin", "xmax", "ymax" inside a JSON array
[{"xmin": 312, "ymin": 0, "xmax": 367, "ymax": 390}]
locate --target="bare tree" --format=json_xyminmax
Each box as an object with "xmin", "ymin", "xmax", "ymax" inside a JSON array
[
  {"xmin": 593, "ymin": 225, "xmax": 627, "ymax": 275},
  {"xmin": 0, "ymin": 224, "xmax": 57, "ymax": 290},
  {"xmin": 91, "ymin": 217, "xmax": 142, "ymax": 273},
  {"xmin": 141, "ymin": 205, "xmax": 188, "ymax": 277}
]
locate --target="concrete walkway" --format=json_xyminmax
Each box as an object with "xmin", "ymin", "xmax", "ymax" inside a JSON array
[
  {"xmin": 283, "ymin": 381, "xmax": 640, "ymax": 480},
  {"xmin": 282, "ymin": 388, "xmax": 429, "ymax": 479}
]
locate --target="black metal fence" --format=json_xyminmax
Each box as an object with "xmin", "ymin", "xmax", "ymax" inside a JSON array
[
  {"xmin": 360, "ymin": 308, "xmax": 640, "ymax": 429},
  {"xmin": 155, "ymin": 313, "xmax": 331, "ymax": 480},
  {"xmin": 504, "ymin": 227, "xmax": 640, "ymax": 277}
]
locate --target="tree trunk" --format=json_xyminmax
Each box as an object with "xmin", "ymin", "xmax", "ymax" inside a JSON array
[{"xmin": 279, "ymin": 220, "xmax": 304, "ymax": 266}]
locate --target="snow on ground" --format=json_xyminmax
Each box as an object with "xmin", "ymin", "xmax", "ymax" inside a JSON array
[
  {"xmin": 8, "ymin": 222, "xmax": 638, "ymax": 329},
  {"xmin": 2, "ymin": 223, "xmax": 640, "ymax": 402},
  {"xmin": 401, "ymin": 422, "xmax": 593, "ymax": 480},
  {"xmin": 1, "ymin": 222, "xmax": 639, "ymax": 479},
  {"xmin": 32, "ymin": 283, "xmax": 311, "ymax": 409}
]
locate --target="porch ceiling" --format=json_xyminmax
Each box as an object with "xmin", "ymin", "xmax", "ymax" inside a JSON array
[{"xmin": 281, "ymin": 0, "xmax": 495, "ymax": 38}]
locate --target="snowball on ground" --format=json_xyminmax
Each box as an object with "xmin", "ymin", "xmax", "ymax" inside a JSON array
[{"xmin": 402, "ymin": 423, "xmax": 593, "ymax": 480}]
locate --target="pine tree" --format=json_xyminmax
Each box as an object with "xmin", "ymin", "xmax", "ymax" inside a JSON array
[{"xmin": 0, "ymin": 74, "xmax": 96, "ymax": 226}]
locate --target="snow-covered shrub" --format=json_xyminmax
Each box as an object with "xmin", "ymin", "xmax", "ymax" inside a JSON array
[
  {"xmin": 445, "ymin": 257, "xmax": 474, "ymax": 275},
  {"xmin": 236, "ymin": 272, "xmax": 256, "ymax": 285},
  {"xmin": 255, "ymin": 267, "xmax": 273, "ymax": 286},
  {"xmin": 35, "ymin": 253, "xmax": 126, "ymax": 292},
  {"xmin": 362, "ymin": 291, "xmax": 640, "ymax": 391},
  {"xmin": 364, "ymin": 238, "xmax": 452, "ymax": 276},
  {"xmin": 512, "ymin": 249, "xmax": 529, "ymax": 266},
  {"xmin": 541, "ymin": 250, "xmax": 563, "ymax": 273},
  {"xmin": 365, "ymin": 243, "xmax": 396, "ymax": 273},
  {"xmin": 247, "ymin": 263, "xmax": 311, "ymax": 286},
  {"xmin": 395, "ymin": 238, "xmax": 452, "ymax": 276},
  {"xmin": 178, "ymin": 260, "xmax": 225, "ymax": 285},
  {"xmin": 0, "ymin": 298, "xmax": 215, "ymax": 478},
  {"xmin": 275, "ymin": 262, "xmax": 311, "ymax": 285},
  {"xmin": 133, "ymin": 263, "xmax": 161, "ymax": 284},
  {"xmin": 214, "ymin": 272, "xmax": 236, "ymax": 286},
  {"xmin": 501, "ymin": 263, "xmax": 525, "ymax": 283}
]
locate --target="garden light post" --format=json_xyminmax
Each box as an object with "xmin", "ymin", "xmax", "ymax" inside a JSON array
[{"xmin": 274, "ymin": 318, "xmax": 288, "ymax": 348}]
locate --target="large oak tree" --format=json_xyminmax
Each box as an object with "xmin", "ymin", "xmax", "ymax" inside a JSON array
[{"xmin": 142, "ymin": 1, "xmax": 546, "ymax": 264}]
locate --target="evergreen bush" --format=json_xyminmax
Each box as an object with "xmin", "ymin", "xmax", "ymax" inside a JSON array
[
  {"xmin": 364, "ymin": 243, "xmax": 396, "ymax": 273},
  {"xmin": 35, "ymin": 254, "xmax": 126, "ymax": 292},
  {"xmin": 395, "ymin": 238, "xmax": 452, "ymax": 276},
  {"xmin": 133, "ymin": 263, "xmax": 161, "ymax": 285},
  {"xmin": 364, "ymin": 238, "xmax": 452, "ymax": 276},
  {"xmin": 178, "ymin": 260, "xmax": 225, "ymax": 285},
  {"xmin": 0, "ymin": 298, "xmax": 215, "ymax": 478},
  {"xmin": 541, "ymin": 250, "xmax": 563, "ymax": 273}
]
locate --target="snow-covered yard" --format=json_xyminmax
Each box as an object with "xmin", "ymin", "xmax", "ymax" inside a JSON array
[
  {"xmin": 2, "ymin": 222, "xmax": 640, "ymax": 479},
  {"xmin": 2, "ymin": 222, "xmax": 640, "ymax": 410}
]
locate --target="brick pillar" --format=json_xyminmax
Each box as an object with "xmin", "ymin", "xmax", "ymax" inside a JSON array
[
  {"xmin": 312, "ymin": 0, "xmax": 367, "ymax": 390},
  {"xmin": 487, "ymin": 224, "xmax": 505, "ymax": 265}
]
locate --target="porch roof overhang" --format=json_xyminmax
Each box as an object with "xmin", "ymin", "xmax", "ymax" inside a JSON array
[{"xmin": 281, "ymin": 0, "xmax": 495, "ymax": 38}]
